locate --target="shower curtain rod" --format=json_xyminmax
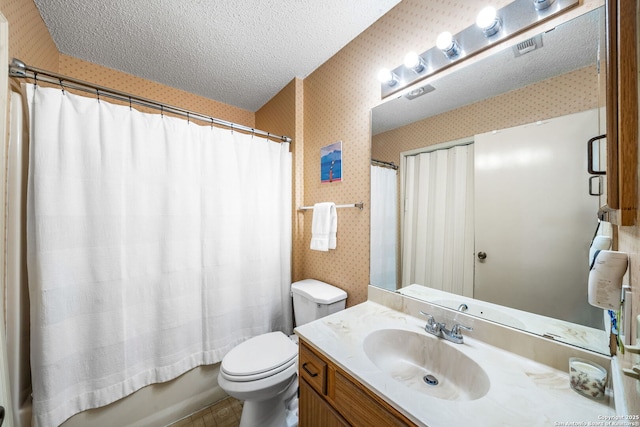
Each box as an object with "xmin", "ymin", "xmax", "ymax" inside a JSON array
[
  {"xmin": 8, "ymin": 58, "xmax": 292, "ymax": 143},
  {"xmin": 371, "ymin": 159, "xmax": 398, "ymax": 170}
]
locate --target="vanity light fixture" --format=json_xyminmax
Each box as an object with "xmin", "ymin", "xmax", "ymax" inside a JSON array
[
  {"xmin": 404, "ymin": 51, "xmax": 426, "ymax": 73},
  {"xmin": 476, "ymin": 6, "xmax": 502, "ymax": 37},
  {"xmin": 436, "ymin": 32, "xmax": 462, "ymax": 58},
  {"xmin": 377, "ymin": 68, "xmax": 399, "ymax": 86},
  {"xmin": 378, "ymin": 0, "xmax": 578, "ymax": 99}
]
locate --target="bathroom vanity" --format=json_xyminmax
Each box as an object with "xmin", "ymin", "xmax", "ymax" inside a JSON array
[
  {"xmin": 295, "ymin": 293, "xmax": 616, "ymax": 427},
  {"xmin": 299, "ymin": 339, "xmax": 412, "ymax": 426}
]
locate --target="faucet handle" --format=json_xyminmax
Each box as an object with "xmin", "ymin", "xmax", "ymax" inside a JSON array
[
  {"xmin": 451, "ymin": 323, "xmax": 473, "ymax": 335},
  {"xmin": 419, "ymin": 311, "xmax": 442, "ymax": 336},
  {"xmin": 419, "ymin": 310, "xmax": 435, "ymax": 324}
]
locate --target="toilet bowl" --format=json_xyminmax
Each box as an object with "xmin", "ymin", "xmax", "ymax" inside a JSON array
[
  {"xmin": 217, "ymin": 279, "xmax": 347, "ymax": 427},
  {"xmin": 218, "ymin": 332, "xmax": 299, "ymax": 427}
]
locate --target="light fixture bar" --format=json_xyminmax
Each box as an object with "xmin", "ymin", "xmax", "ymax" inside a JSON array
[{"xmin": 380, "ymin": 0, "xmax": 579, "ymax": 99}]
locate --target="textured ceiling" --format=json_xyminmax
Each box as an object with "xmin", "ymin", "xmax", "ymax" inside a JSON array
[
  {"xmin": 33, "ymin": 0, "xmax": 400, "ymax": 112},
  {"xmin": 372, "ymin": 7, "xmax": 602, "ymax": 135}
]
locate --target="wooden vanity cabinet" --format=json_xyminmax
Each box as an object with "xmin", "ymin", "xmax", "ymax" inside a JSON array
[
  {"xmin": 605, "ymin": 0, "xmax": 638, "ymax": 225},
  {"xmin": 298, "ymin": 339, "xmax": 415, "ymax": 427}
]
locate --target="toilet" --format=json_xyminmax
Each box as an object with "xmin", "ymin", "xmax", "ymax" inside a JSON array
[{"xmin": 217, "ymin": 279, "xmax": 347, "ymax": 427}]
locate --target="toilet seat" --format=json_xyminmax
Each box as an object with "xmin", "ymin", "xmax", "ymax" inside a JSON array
[{"xmin": 221, "ymin": 331, "xmax": 298, "ymax": 382}]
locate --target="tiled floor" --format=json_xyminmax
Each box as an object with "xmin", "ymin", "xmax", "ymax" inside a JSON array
[{"xmin": 168, "ymin": 397, "xmax": 243, "ymax": 427}]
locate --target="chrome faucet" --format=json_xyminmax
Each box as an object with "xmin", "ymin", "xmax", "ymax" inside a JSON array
[
  {"xmin": 457, "ymin": 303, "xmax": 468, "ymax": 312},
  {"xmin": 441, "ymin": 323, "xmax": 473, "ymax": 344},
  {"xmin": 419, "ymin": 311, "xmax": 442, "ymax": 336},
  {"xmin": 419, "ymin": 311, "xmax": 472, "ymax": 344}
]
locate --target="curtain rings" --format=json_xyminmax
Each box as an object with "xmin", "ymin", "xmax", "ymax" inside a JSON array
[
  {"xmin": 33, "ymin": 72, "xmax": 38, "ymax": 90},
  {"xmin": 251, "ymin": 129, "xmax": 255, "ymax": 139},
  {"xmin": 96, "ymin": 89, "xmax": 100, "ymax": 103},
  {"xmin": 59, "ymin": 78, "xmax": 65, "ymax": 95},
  {"xmin": 230, "ymin": 124, "xmax": 234, "ymax": 134},
  {"xmin": 161, "ymin": 105, "xmax": 164, "ymax": 118},
  {"xmin": 129, "ymin": 96, "xmax": 132, "ymax": 111},
  {"xmin": 210, "ymin": 118, "xmax": 214, "ymax": 130},
  {"xmin": 187, "ymin": 112, "xmax": 190, "ymax": 124}
]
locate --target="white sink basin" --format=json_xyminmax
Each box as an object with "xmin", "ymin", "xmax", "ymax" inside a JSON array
[{"xmin": 362, "ymin": 329, "xmax": 490, "ymax": 401}]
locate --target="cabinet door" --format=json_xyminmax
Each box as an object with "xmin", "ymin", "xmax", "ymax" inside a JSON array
[
  {"xmin": 299, "ymin": 378, "xmax": 349, "ymax": 427},
  {"xmin": 299, "ymin": 341, "xmax": 327, "ymax": 395},
  {"xmin": 333, "ymin": 371, "xmax": 409, "ymax": 427}
]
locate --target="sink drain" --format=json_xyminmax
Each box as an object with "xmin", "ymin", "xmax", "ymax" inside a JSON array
[{"xmin": 423, "ymin": 374, "xmax": 439, "ymax": 386}]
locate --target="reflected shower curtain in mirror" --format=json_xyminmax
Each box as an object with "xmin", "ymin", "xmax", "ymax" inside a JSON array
[
  {"xmin": 370, "ymin": 165, "xmax": 397, "ymax": 290},
  {"xmin": 402, "ymin": 144, "xmax": 474, "ymax": 296},
  {"xmin": 25, "ymin": 85, "xmax": 292, "ymax": 427}
]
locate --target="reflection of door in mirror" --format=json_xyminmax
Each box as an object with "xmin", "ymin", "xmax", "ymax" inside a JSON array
[
  {"xmin": 401, "ymin": 143, "xmax": 474, "ymax": 297},
  {"xmin": 474, "ymin": 110, "xmax": 602, "ymax": 329},
  {"xmin": 370, "ymin": 164, "xmax": 397, "ymax": 290}
]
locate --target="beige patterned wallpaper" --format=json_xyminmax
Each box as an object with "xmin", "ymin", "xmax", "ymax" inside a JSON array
[
  {"xmin": 302, "ymin": 45, "xmax": 373, "ymax": 306},
  {"xmin": 372, "ymin": 65, "xmax": 599, "ymax": 162},
  {"xmin": 1, "ymin": 0, "xmax": 57, "ymax": 71},
  {"xmin": 255, "ymin": 78, "xmax": 305, "ymax": 282},
  {"xmin": 58, "ymin": 54, "xmax": 254, "ymax": 127}
]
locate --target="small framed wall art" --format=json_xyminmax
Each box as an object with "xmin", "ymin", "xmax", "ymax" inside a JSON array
[{"xmin": 320, "ymin": 141, "xmax": 342, "ymax": 183}]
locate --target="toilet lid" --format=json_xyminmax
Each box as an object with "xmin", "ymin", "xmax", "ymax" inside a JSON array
[{"xmin": 221, "ymin": 331, "xmax": 298, "ymax": 377}]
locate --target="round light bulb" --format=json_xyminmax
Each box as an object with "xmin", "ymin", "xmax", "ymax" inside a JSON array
[
  {"xmin": 476, "ymin": 6, "xmax": 497, "ymax": 30},
  {"xmin": 403, "ymin": 52, "xmax": 424, "ymax": 73},
  {"xmin": 377, "ymin": 68, "xmax": 396, "ymax": 85},
  {"xmin": 436, "ymin": 32, "xmax": 453, "ymax": 50}
]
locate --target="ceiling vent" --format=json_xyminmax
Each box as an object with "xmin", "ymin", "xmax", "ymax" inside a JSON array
[
  {"xmin": 405, "ymin": 84, "xmax": 436, "ymax": 100},
  {"xmin": 513, "ymin": 34, "xmax": 544, "ymax": 57}
]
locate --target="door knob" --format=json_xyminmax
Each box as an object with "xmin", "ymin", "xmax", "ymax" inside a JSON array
[{"xmin": 477, "ymin": 251, "xmax": 487, "ymax": 260}]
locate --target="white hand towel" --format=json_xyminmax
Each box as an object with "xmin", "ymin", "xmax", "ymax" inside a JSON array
[{"xmin": 310, "ymin": 202, "xmax": 337, "ymax": 251}]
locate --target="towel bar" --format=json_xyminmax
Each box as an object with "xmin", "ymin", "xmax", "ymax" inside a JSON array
[{"xmin": 298, "ymin": 202, "xmax": 364, "ymax": 211}]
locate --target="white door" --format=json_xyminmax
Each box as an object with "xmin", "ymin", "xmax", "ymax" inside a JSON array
[
  {"xmin": 474, "ymin": 110, "xmax": 603, "ymax": 328},
  {"xmin": 402, "ymin": 144, "xmax": 474, "ymax": 297}
]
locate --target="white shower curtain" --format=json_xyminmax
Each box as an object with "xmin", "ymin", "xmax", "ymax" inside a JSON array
[
  {"xmin": 370, "ymin": 165, "xmax": 397, "ymax": 290},
  {"xmin": 25, "ymin": 85, "xmax": 292, "ymax": 427},
  {"xmin": 402, "ymin": 144, "xmax": 474, "ymax": 297}
]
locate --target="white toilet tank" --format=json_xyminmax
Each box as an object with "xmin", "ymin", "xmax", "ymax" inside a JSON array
[{"xmin": 291, "ymin": 279, "xmax": 347, "ymax": 326}]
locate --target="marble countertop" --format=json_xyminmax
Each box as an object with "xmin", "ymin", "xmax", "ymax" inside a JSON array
[{"xmin": 295, "ymin": 301, "xmax": 614, "ymax": 427}]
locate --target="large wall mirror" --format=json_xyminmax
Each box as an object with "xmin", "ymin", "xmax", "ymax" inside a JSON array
[{"xmin": 370, "ymin": 6, "xmax": 612, "ymax": 355}]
